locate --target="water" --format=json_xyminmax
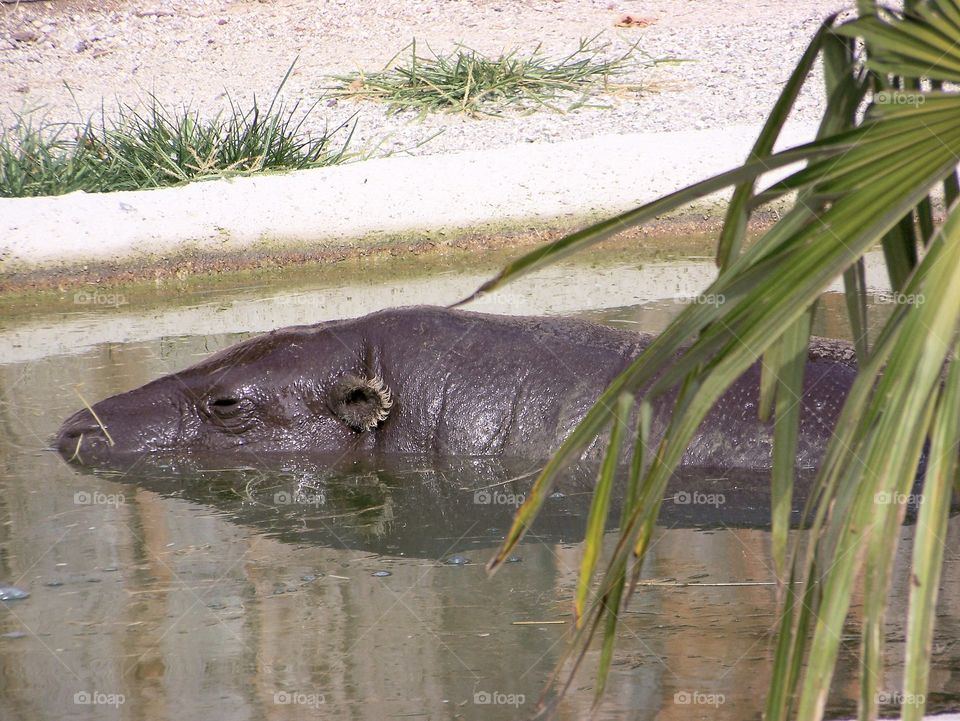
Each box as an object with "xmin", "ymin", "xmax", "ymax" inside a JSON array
[{"xmin": 1, "ymin": 248, "xmax": 959, "ymax": 720}]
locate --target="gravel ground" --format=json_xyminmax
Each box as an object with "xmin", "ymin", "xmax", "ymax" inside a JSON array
[{"xmin": 0, "ymin": 0, "xmax": 845, "ymax": 158}]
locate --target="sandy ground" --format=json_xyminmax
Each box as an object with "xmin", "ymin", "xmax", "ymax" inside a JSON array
[{"xmin": 1, "ymin": 0, "xmax": 841, "ymax": 154}]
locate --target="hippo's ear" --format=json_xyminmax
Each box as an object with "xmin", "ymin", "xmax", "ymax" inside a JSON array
[{"xmin": 327, "ymin": 374, "xmax": 393, "ymax": 432}]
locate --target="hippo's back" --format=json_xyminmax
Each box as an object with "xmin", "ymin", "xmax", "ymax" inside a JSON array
[{"xmin": 357, "ymin": 307, "xmax": 649, "ymax": 457}]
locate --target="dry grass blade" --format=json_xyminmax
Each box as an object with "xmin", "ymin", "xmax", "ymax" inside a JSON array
[
  {"xmin": 73, "ymin": 387, "xmax": 115, "ymax": 447},
  {"xmin": 331, "ymin": 36, "xmax": 670, "ymax": 117}
]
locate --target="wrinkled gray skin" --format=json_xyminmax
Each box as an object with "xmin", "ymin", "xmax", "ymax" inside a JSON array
[{"xmin": 57, "ymin": 306, "xmax": 855, "ymax": 469}]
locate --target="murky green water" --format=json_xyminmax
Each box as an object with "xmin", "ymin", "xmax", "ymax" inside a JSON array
[{"xmin": 1, "ymin": 249, "xmax": 959, "ymax": 720}]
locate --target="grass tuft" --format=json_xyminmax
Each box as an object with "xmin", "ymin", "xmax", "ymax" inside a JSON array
[
  {"xmin": 0, "ymin": 118, "xmax": 91, "ymax": 198},
  {"xmin": 332, "ymin": 36, "xmax": 669, "ymax": 117},
  {"xmin": 0, "ymin": 69, "xmax": 355, "ymax": 198}
]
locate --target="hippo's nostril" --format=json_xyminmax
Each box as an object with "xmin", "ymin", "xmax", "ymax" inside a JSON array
[
  {"xmin": 59, "ymin": 409, "xmax": 99, "ymax": 436},
  {"xmin": 63, "ymin": 423, "xmax": 104, "ymax": 440}
]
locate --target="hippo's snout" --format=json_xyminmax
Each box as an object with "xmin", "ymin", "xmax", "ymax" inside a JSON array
[{"xmin": 56, "ymin": 409, "xmax": 112, "ymax": 463}]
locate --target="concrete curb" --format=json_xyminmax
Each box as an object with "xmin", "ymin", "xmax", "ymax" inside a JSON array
[{"xmin": 1, "ymin": 122, "xmax": 817, "ymax": 274}]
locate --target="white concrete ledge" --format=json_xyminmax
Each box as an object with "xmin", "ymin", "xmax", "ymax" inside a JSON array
[{"xmin": 0, "ymin": 123, "xmax": 817, "ymax": 273}]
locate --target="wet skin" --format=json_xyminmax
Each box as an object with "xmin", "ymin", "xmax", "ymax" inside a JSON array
[{"xmin": 56, "ymin": 306, "xmax": 856, "ymax": 469}]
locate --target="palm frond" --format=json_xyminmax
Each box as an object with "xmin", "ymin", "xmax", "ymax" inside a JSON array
[{"xmin": 468, "ymin": 1, "xmax": 960, "ymax": 716}]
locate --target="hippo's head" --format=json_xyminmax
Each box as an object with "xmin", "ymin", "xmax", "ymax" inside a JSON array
[{"xmin": 56, "ymin": 320, "xmax": 394, "ymax": 465}]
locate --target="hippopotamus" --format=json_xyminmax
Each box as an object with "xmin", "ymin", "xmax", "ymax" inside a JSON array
[{"xmin": 56, "ymin": 305, "xmax": 857, "ymax": 469}]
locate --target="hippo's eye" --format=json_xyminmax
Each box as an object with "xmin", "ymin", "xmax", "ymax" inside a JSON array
[{"xmin": 207, "ymin": 396, "xmax": 254, "ymax": 420}]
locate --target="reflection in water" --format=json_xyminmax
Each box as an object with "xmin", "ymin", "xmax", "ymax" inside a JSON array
[
  {"xmin": 63, "ymin": 454, "xmax": 821, "ymax": 557},
  {"xmin": 1, "ymin": 262, "xmax": 960, "ymax": 720}
]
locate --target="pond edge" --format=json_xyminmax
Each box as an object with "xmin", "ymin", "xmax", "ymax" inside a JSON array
[{"xmin": 1, "ymin": 123, "xmax": 814, "ymax": 291}]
